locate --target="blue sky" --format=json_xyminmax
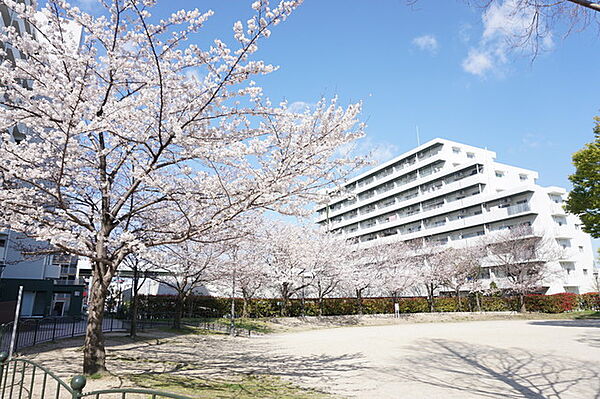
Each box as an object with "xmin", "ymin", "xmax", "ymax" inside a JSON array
[
  {"xmin": 77, "ymin": 0, "xmax": 600, "ymax": 189},
  {"xmin": 145, "ymin": 0, "xmax": 599, "ymax": 189}
]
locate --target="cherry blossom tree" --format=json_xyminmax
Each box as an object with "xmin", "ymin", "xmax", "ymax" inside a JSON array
[
  {"xmin": 121, "ymin": 253, "xmax": 154, "ymax": 338},
  {"xmin": 306, "ymin": 230, "xmax": 352, "ymax": 316},
  {"xmin": 343, "ymin": 242, "xmax": 391, "ymax": 314},
  {"xmin": 0, "ymin": 0, "xmax": 364, "ymax": 373},
  {"xmin": 261, "ymin": 222, "xmax": 316, "ymax": 316},
  {"xmin": 406, "ymin": 238, "xmax": 454, "ymax": 312},
  {"xmin": 378, "ymin": 241, "xmax": 417, "ymax": 302},
  {"xmin": 485, "ymin": 225, "xmax": 562, "ymax": 312},
  {"xmin": 218, "ymin": 235, "xmax": 270, "ymax": 319},
  {"xmin": 443, "ymin": 245, "xmax": 485, "ymax": 311},
  {"xmin": 148, "ymin": 241, "xmax": 226, "ymax": 329}
]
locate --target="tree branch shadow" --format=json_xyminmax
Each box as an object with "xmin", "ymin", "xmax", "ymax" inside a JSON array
[{"xmin": 388, "ymin": 339, "xmax": 600, "ymax": 398}]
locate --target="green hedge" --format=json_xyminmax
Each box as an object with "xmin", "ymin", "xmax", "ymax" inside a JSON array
[
  {"xmin": 579, "ymin": 292, "xmax": 600, "ymax": 310},
  {"xmin": 134, "ymin": 292, "xmax": 594, "ymax": 319}
]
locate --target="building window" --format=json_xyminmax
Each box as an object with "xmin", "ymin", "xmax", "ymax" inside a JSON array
[
  {"xmin": 0, "ymin": 235, "xmax": 6, "ymax": 259},
  {"xmin": 452, "ymin": 147, "xmax": 461, "ymax": 154},
  {"xmin": 466, "ymin": 152, "xmax": 474, "ymax": 159},
  {"xmin": 557, "ymin": 239, "xmax": 571, "ymax": 249},
  {"xmin": 519, "ymin": 174, "xmax": 528, "ymax": 181},
  {"xmin": 495, "ymin": 171, "xmax": 505, "ymax": 178},
  {"xmin": 550, "ymin": 195, "xmax": 562, "ymax": 204},
  {"xmin": 579, "ymin": 246, "xmax": 584, "ymax": 253},
  {"xmin": 583, "ymin": 269, "xmax": 588, "ymax": 276}
]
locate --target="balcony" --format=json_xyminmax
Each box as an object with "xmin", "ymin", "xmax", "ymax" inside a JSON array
[
  {"xmin": 551, "ymin": 203, "xmax": 566, "ymax": 215},
  {"xmin": 54, "ymin": 277, "xmax": 86, "ymax": 286},
  {"xmin": 506, "ymin": 203, "xmax": 531, "ymax": 216},
  {"xmin": 553, "ymin": 225, "xmax": 572, "ymax": 238}
]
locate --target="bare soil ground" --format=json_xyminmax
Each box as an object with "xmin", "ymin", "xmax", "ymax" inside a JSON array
[{"xmin": 18, "ymin": 313, "xmax": 600, "ymax": 398}]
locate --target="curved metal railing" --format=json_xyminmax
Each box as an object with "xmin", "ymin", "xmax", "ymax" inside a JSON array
[{"xmin": 0, "ymin": 352, "xmax": 192, "ymax": 399}]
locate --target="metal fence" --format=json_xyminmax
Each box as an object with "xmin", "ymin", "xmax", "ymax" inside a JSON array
[
  {"xmin": 0, "ymin": 316, "xmax": 253, "ymax": 355},
  {"xmin": 0, "ymin": 317, "xmax": 125, "ymax": 354},
  {"xmin": 136, "ymin": 318, "xmax": 253, "ymax": 337},
  {"xmin": 0, "ymin": 353, "xmax": 192, "ymax": 398}
]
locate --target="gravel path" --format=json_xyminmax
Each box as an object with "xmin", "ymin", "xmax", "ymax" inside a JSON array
[
  {"xmin": 257, "ymin": 318, "xmax": 600, "ymax": 398},
  {"xmin": 21, "ymin": 317, "xmax": 600, "ymax": 398}
]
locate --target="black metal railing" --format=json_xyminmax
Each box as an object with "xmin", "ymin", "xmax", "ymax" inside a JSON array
[
  {"xmin": 0, "ymin": 315, "xmax": 252, "ymax": 355},
  {"xmin": 0, "ymin": 352, "xmax": 192, "ymax": 398},
  {"xmin": 0, "ymin": 317, "xmax": 125, "ymax": 354},
  {"xmin": 135, "ymin": 318, "xmax": 253, "ymax": 337}
]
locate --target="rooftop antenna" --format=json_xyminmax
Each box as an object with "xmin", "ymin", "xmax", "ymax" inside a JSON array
[{"xmin": 416, "ymin": 126, "xmax": 421, "ymax": 146}]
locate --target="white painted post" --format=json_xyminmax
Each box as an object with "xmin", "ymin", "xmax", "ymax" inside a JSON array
[{"xmin": 8, "ymin": 285, "xmax": 23, "ymax": 359}]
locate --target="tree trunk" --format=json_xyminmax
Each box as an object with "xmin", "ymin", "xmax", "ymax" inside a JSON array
[
  {"xmin": 129, "ymin": 267, "xmax": 139, "ymax": 338},
  {"xmin": 455, "ymin": 287, "xmax": 461, "ymax": 312},
  {"xmin": 83, "ymin": 269, "xmax": 110, "ymax": 374},
  {"xmin": 280, "ymin": 283, "xmax": 290, "ymax": 317},
  {"xmin": 356, "ymin": 288, "xmax": 364, "ymax": 315},
  {"xmin": 475, "ymin": 291, "xmax": 481, "ymax": 312},
  {"xmin": 519, "ymin": 293, "xmax": 527, "ymax": 313},
  {"xmin": 173, "ymin": 294, "xmax": 184, "ymax": 329},
  {"xmin": 426, "ymin": 284, "xmax": 435, "ymax": 313},
  {"xmin": 230, "ymin": 295, "xmax": 236, "ymax": 336},
  {"xmin": 318, "ymin": 296, "xmax": 324, "ymax": 317},
  {"xmin": 242, "ymin": 297, "xmax": 248, "ymax": 318}
]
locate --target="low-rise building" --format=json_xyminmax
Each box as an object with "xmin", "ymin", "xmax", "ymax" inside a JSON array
[{"xmin": 0, "ymin": 232, "xmax": 85, "ymax": 321}]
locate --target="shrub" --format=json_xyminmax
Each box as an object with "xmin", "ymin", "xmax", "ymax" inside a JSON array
[
  {"xmin": 363, "ymin": 298, "xmax": 393, "ymax": 314},
  {"xmin": 578, "ymin": 292, "xmax": 600, "ymax": 310},
  {"xmin": 433, "ymin": 297, "xmax": 459, "ymax": 312},
  {"xmin": 396, "ymin": 297, "xmax": 429, "ymax": 313},
  {"xmin": 524, "ymin": 293, "xmax": 578, "ymax": 313},
  {"xmin": 135, "ymin": 292, "xmax": 589, "ymax": 318},
  {"xmin": 479, "ymin": 296, "xmax": 511, "ymax": 312}
]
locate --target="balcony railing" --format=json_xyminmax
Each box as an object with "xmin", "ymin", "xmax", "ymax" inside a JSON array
[{"xmin": 506, "ymin": 203, "xmax": 531, "ymax": 216}]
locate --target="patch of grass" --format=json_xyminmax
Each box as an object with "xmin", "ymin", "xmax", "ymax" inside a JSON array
[
  {"xmin": 147, "ymin": 317, "xmax": 274, "ymax": 334},
  {"xmin": 214, "ymin": 318, "xmax": 274, "ymax": 334},
  {"xmin": 88, "ymin": 373, "xmax": 103, "ymax": 380},
  {"xmin": 567, "ymin": 311, "xmax": 600, "ymax": 320},
  {"xmin": 157, "ymin": 325, "xmax": 212, "ymax": 335},
  {"xmin": 180, "ymin": 317, "xmax": 274, "ymax": 334},
  {"xmin": 129, "ymin": 372, "xmax": 333, "ymax": 399}
]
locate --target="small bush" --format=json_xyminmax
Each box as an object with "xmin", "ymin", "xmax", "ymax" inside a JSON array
[
  {"xmin": 578, "ymin": 292, "xmax": 600, "ymax": 311},
  {"xmin": 479, "ymin": 296, "xmax": 511, "ymax": 311},
  {"xmin": 433, "ymin": 297, "xmax": 459, "ymax": 312},
  {"xmin": 524, "ymin": 293, "xmax": 578, "ymax": 313}
]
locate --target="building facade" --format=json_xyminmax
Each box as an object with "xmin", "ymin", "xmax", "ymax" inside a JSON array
[
  {"xmin": 316, "ymin": 138, "xmax": 595, "ymax": 294},
  {"xmin": 0, "ymin": 1, "xmax": 85, "ymax": 321},
  {"xmin": 0, "ymin": 232, "xmax": 85, "ymax": 320}
]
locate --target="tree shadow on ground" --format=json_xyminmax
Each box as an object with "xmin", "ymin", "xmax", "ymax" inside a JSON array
[
  {"xmin": 109, "ymin": 335, "xmax": 366, "ymax": 380},
  {"xmin": 389, "ymin": 339, "xmax": 600, "ymax": 398},
  {"xmin": 576, "ymin": 333, "xmax": 600, "ymax": 349},
  {"xmin": 528, "ymin": 319, "xmax": 600, "ymax": 328}
]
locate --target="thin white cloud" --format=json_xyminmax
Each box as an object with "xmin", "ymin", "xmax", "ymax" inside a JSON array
[
  {"xmin": 350, "ymin": 137, "xmax": 399, "ymax": 165},
  {"xmin": 461, "ymin": 0, "xmax": 553, "ymax": 77},
  {"xmin": 412, "ymin": 34, "xmax": 439, "ymax": 54},
  {"xmin": 458, "ymin": 23, "xmax": 472, "ymax": 44},
  {"xmin": 462, "ymin": 49, "xmax": 493, "ymax": 77},
  {"xmin": 521, "ymin": 133, "xmax": 553, "ymax": 149},
  {"xmin": 287, "ymin": 101, "xmax": 314, "ymax": 113}
]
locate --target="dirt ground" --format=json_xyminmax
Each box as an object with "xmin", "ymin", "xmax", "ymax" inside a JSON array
[{"xmin": 20, "ymin": 314, "xmax": 600, "ymax": 398}]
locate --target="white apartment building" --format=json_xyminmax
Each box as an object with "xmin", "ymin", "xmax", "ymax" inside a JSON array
[{"xmin": 316, "ymin": 138, "xmax": 596, "ymax": 294}]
